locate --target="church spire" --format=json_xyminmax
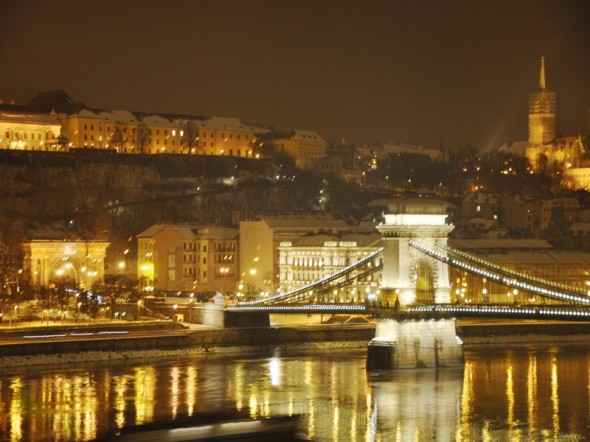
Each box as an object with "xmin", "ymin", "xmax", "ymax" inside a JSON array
[{"xmin": 539, "ymin": 56, "xmax": 546, "ymax": 90}]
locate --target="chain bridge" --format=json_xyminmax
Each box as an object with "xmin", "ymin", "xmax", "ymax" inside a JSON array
[{"xmin": 228, "ymin": 198, "xmax": 590, "ymax": 369}]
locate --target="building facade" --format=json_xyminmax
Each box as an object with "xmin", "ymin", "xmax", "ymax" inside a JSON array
[
  {"xmin": 0, "ymin": 110, "xmax": 61, "ymax": 151},
  {"xmin": 24, "ymin": 240, "xmax": 109, "ymax": 290},
  {"xmin": 238, "ymin": 215, "xmax": 353, "ymax": 295},
  {"xmin": 136, "ymin": 224, "xmax": 238, "ymax": 294},
  {"xmin": 278, "ymin": 232, "xmax": 381, "ymax": 302}
]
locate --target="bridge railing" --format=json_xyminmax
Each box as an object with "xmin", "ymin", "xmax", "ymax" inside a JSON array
[
  {"xmin": 409, "ymin": 240, "xmax": 590, "ymax": 305},
  {"xmin": 436, "ymin": 242, "xmax": 588, "ymax": 297}
]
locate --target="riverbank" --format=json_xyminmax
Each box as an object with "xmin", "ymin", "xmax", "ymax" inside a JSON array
[{"xmin": 3, "ymin": 319, "xmax": 590, "ymax": 368}]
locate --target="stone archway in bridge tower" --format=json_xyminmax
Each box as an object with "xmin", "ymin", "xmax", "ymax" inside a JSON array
[
  {"xmin": 374, "ymin": 198, "xmax": 454, "ymax": 307},
  {"xmin": 414, "ymin": 257, "xmax": 435, "ymax": 304}
]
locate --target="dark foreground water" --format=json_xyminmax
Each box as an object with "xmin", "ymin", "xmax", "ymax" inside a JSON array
[{"xmin": 0, "ymin": 344, "xmax": 589, "ymax": 441}]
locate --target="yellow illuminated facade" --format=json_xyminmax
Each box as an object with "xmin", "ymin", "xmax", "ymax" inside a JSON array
[
  {"xmin": 0, "ymin": 92, "xmax": 258, "ymax": 158},
  {"xmin": 0, "ymin": 111, "xmax": 61, "ymax": 151},
  {"xmin": 525, "ymin": 58, "xmax": 586, "ymax": 175},
  {"xmin": 136, "ymin": 224, "xmax": 238, "ymax": 293},
  {"xmin": 61, "ymin": 111, "xmax": 256, "ymax": 156},
  {"xmin": 238, "ymin": 215, "xmax": 353, "ymax": 295},
  {"xmin": 23, "ymin": 240, "xmax": 109, "ymax": 289},
  {"xmin": 528, "ymin": 56, "xmax": 556, "ymax": 146},
  {"xmin": 278, "ymin": 235, "xmax": 381, "ymax": 301},
  {"xmin": 269, "ymin": 129, "xmax": 327, "ymax": 161}
]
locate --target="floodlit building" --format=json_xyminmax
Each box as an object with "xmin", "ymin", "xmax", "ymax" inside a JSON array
[
  {"xmin": 238, "ymin": 214, "xmax": 353, "ymax": 295},
  {"xmin": 525, "ymin": 58, "xmax": 586, "ymax": 174},
  {"xmin": 449, "ymin": 239, "xmax": 590, "ymax": 303},
  {"xmin": 136, "ymin": 224, "xmax": 238, "ymax": 294},
  {"xmin": 0, "ymin": 106, "xmax": 62, "ymax": 151},
  {"xmin": 0, "ymin": 91, "xmax": 258, "ymax": 158},
  {"xmin": 278, "ymin": 231, "xmax": 382, "ymax": 302},
  {"xmin": 264, "ymin": 129, "xmax": 327, "ymax": 162},
  {"xmin": 23, "ymin": 240, "xmax": 109, "ymax": 289}
]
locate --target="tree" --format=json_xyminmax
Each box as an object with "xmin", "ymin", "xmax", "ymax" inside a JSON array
[
  {"xmin": 183, "ymin": 121, "xmax": 199, "ymax": 154},
  {"xmin": 0, "ymin": 219, "xmax": 26, "ymax": 313},
  {"xmin": 135, "ymin": 123, "xmax": 151, "ymax": 154},
  {"xmin": 110, "ymin": 123, "xmax": 128, "ymax": 152}
]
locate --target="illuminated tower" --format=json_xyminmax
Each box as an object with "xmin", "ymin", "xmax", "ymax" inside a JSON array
[{"xmin": 528, "ymin": 56, "xmax": 556, "ymax": 145}]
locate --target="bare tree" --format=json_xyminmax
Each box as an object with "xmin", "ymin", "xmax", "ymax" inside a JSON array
[
  {"xmin": 183, "ymin": 120, "xmax": 199, "ymax": 154},
  {"xmin": 135, "ymin": 123, "xmax": 151, "ymax": 154},
  {"xmin": 110, "ymin": 123, "xmax": 128, "ymax": 152}
]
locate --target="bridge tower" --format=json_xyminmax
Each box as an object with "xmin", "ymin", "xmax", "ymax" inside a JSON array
[
  {"xmin": 368, "ymin": 199, "xmax": 463, "ymax": 370},
  {"xmin": 376, "ymin": 198, "xmax": 453, "ymax": 307}
]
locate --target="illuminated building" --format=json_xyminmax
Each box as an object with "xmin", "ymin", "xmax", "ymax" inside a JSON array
[
  {"xmin": 238, "ymin": 215, "xmax": 353, "ymax": 294},
  {"xmin": 136, "ymin": 224, "xmax": 238, "ymax": 293},
  {"xmin": 23, "ymin": 240, "xmax": 109, "ymax": 289},
  {"xmin": 278, "ymin": 232, "xmax": 381, "ymax": 301},
  {"xmin": 524, "ymin": 58, "xmax": 586, "ymax": 175},
  {"xmin": 528, "ymin": 56, "xmax": 556, "ymax": 146},
  {"xmin": 262, "ymin": 129, "xmax": 327, "ymax": 162},
  {"xmin": 447, "ymin": 238, "xmax": 590, "ymax": 303},
  {"xmin": 0, "ymin": 91, "xmax": 257, "ymax": 158},
  {"xmin": 0, "ymin": 105, "xmax": 61, "ymax": 151}
]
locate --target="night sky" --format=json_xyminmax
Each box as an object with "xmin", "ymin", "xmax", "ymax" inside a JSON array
[{"xmin": 1, "ymin": 0, "xmax": 589, "ymax": 151}]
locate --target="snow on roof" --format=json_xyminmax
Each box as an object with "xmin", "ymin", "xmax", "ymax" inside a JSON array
[
  {"xmin": 292, "ymin": 129, "xmax": 324, "ymax": 142},
  {"xmin": 257, "ymin": 214, "xmax": 351, "ymax": 230},
  {"xmin": 137, "ymin": 224, "xmax": 237, "ymax": 239},
  {"xmin": 449, "ymin": 239, "xmax": 553, "ymax": 250},
  {"xmin": 77, "ymin": 109, "xmax": 98, "ymax": 119},
  {"xmin": 98, "ymin": 110, "xmax": 138, "ymax": 124},
  {"xmin": 141, "ymin": 115, "xmax": 172, "ymax": 126},
  {"xmin": 288, "ymin": 231, "xmax": 380, "ymax": 247},
  {"xmin": 198, "ymin": 116, "xmax": 253, "ymax": 132}
]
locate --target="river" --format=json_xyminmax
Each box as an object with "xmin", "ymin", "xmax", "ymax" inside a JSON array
[{"xmin": 0, "ymin": 343, "xmax": 589, "ymax": 441}]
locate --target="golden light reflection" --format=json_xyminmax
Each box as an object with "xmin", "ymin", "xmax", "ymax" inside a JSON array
[
  {"xmin": 269, "ymin": 357, "xmax": 281, "ymax": 386},
  {"xmin": 234, "ymin": 364, "xmax": 244, "ymax": 411},
  {"xmin": 457, "ymin": 361, "xmax": 474, "ymax": 441},
  {"xmin": 185, "ymin": 366, "xmax": 197, "ymax": 416},
  {"xmin": 306, "ymin": 398, "xmax": 315, "ymax": 441},
  {"xmin": 134, "ymin": 367, "xmax": 156, "ymax": 425},
  {"xmin": 9, "ymin": 378, "xmax": 23, "ymax": 442},
  {"xmin": 332, "ymin": 400, "xmax": 340, "ymax": 441},
  {"xmin": 551, "ymin": 356, "xmax": 560, "ymax": 437},
  {"xmin": 248, "ymin": 394, "xmax": 258, "ymax": 419},
  {"xmin": 527, "ymin": 354, "xmax": 538, "ymax": 439},
  {"xmin": 506, "ymin": 364, "xmax": 514, "ymax": 432},
  {"xmin": 114, "ymin": 375, "xmax": 131, "ymax": 429},
  {"xmin": 170, "ymin": 366, "xmax": 180, "ymax": 419}
]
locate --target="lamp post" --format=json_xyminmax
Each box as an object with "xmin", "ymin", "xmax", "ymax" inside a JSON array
[{"xmin": 189, "ymin": 295, "xmax": 193, "ymax": 324}]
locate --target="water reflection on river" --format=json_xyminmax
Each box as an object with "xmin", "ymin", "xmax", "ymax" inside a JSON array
[{"xmin": 0, "ymin": 344, "xmax": 589, "ymax": 441}]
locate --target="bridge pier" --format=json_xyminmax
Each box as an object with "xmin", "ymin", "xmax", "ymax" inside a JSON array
[{"xmin": 367, "ymin": 313, "xmax": 463, "ymax": 370}]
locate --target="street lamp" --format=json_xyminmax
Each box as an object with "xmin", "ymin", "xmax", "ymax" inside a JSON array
[{"xmin": 189, "ymin": 294, "xmax": 193, "ymax": 324}]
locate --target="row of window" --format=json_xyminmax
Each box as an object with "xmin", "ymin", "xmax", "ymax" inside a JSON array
[
  {"xmin": 4, "ymin": 131, "xmax": 55, "ymax": 140},
  {"xmin": 82, "ymin": 124, "xmax": 251, "ymax": 141}
]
